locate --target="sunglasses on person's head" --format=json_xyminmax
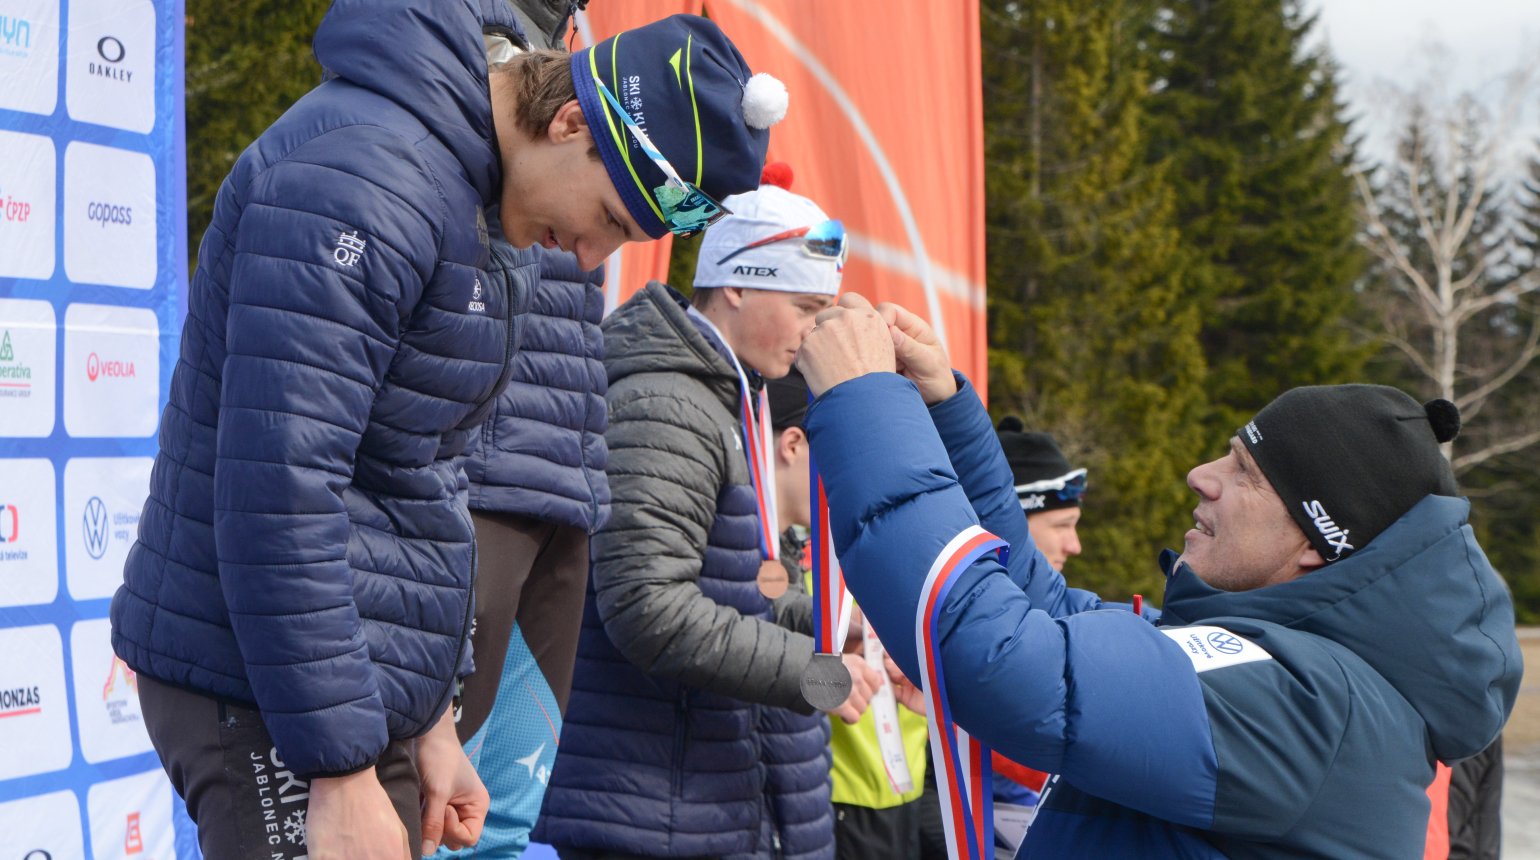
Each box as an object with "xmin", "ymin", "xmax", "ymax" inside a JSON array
[
  {"xmin": 1015, "ymin": 468, "xmax": 1088, "ymax": 502},
  {"xmin": 714, "ymin": 220, "xmax": 848, "ymax": 268},
  {"xmin": 597, "ymin": 81, "xmax": 731, "ymax": 238}
]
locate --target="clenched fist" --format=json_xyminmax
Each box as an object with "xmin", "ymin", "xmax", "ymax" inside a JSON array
[{"xmin": 795, "ymin": 294, "xmax": 897, "ymax": 396}]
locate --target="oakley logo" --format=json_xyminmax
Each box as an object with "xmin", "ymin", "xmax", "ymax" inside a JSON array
[
  {"xmin": 97, "ymin": 36, "xmax": 126, "ymax": 63},
  {"xmin": 1302, "ymin": 500, "xmax": 1353, "ymax": 559},
  {"xmin": 1244, "ymin": 421, "xmax": 1263, "ymax": 444},
  {"xmin": 333, "ymin": 230, "xmax": 366, "ymax": 267},
  {"xmin": 732, "ymin": 265, "xmax": 778, "ymax": 277}
]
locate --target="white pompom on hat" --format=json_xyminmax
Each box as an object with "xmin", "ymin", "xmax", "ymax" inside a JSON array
[{"xmin": 741, "ymin": 73, "xmax": 789, "ymax": 129}]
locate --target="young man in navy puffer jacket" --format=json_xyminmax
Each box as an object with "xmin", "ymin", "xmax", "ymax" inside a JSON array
[{"xmin": 110, "ymin": 4, "xmax": 779, "ymax": 856}]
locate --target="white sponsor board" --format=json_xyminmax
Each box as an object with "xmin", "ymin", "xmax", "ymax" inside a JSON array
[
  {"xmin": 0, "ymin": 790, "xmax": 85, "ymax": 859},
  {"xmin": 0, "ymin": 298, "xmax": 56, "ymax": 437},
  {"xmin": 64, "ymin": 456, "xmax": 152, "ymax": 600},
  {"xmin": 0, "ymin": 0, "xmax": 58, "ymax": 116},
  {"xmin": 88, "ymin": 768, "xmax": 177, "ymax": 860},
  {"xmin": 0, "ymin": 624, "xmax": 72, "ymax": 780},
  {"xmin": 72, "ymin": 618, "xmax": 154, "ymax": 763},
  {"xmin": 63, "ymin": 303, "xmax": 159, "ymax": 437},
  {"xmin": 0, "ymin": 458, "xmax": 58, "ymax": 608},
  {"xmin": 1160, "ymin": 625, "xmax": 1274, "ymax": 674},
  {"xmin": 65, "ymin": 0, "xmax": 155, "ymax": 132},
  {"xmin": 63, "ymin": 142, "xmax": 157, "ymax": 289},
  {"xmin": 0, "ymin": 130, "xmax": 57, "ymax": 280}
]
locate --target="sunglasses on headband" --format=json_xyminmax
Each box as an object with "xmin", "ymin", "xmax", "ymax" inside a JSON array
[
  {"xmin": 1015, "ymin": 468, "xmax": 1088, "ymax": 503},
  {"xmin": 597, "ymin": 81, "xmax": 731, "ymax": 238},
  {"xmin": 714, "ymin": 220, "xmax": 848, "ymax": 268}
]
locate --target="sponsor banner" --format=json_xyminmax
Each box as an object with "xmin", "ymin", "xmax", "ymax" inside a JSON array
[
  {"xmin": 66, "ymin": 0, "xmax": 156, "ymax": 133},
  {"xmin": 88, "ymin": 768, "xmax": 177, "ymax": 860},
  {"xmin": 63, "ymin": 141, "xmax": 158, "ymax": 289},
  {"xmin": 1160, "ymin": 626, "xmax": 1275, "ymax": 673},
  {"xmin": 0, "ymin": 0, "xmax": 59, "ymax": 116},
  {"xmin": 0, "ymin": 624, "xmax": 72, "ymax": 781},
  {"xmin": 0, "ymin": 789, "xmax": 85, "ymax": 859},
  {"xmin": 64, "ymin": 457, "xmax": 152, "ymax": 600},
  {"xmin": 0, "ymin": 298, "xmax": 56, "ymax": 436},
  {"xmin": 72, "ymin": 618, "xmax": 154, "ymax": 763},
  {"xmin": 0, "ymin": 458, "xmax": 58, "ymax": 609},
  {"xmin": 63, "ymin": 303, "xmax": 160, "ymax": 437},
  {"xmin": 0, "ymin": 129, "xmax": 57, "ymax": 281}
]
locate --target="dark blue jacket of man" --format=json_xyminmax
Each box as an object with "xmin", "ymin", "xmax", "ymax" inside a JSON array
[
  {"xmin": 111, "ymin": 0, "xmax": 521, "ymax": 778},
  {"xmin": 806, "ymin": 373, "xmax": 1521, "ymax": 860}
]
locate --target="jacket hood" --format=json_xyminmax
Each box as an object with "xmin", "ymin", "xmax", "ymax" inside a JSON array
[
  {"xmin": 312, "ymin": 0, "xmax": 521, "ymax": 205},
  {"xmin": 1160, "ymin": 494, "xmax": 1521, "ymax": 763},
  {"xmin": 602, "ymin": 281, "xmax": 741, "ymax": 414}
]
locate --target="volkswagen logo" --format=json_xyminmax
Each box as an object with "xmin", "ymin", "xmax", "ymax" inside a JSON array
[
  {"xmin": 97, "ymin": 36, "xmax": 125, "ymax": 63},
  {"xmin": 83, "ymin": 496, "xmax": 109, "ymax": 560},
  {"xmin": 1207, "ymin": 631, "xmax": 1243, "ymax": 655}
]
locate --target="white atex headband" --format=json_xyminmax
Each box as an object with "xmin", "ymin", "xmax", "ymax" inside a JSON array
[{"xmin": 693, "ymin": 184, "xmax": 843, "ymax": 297}]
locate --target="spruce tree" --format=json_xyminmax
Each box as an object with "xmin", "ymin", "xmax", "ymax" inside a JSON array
[
  {"xmin": 1144, "ymin": 0, "xmax": 1369, "ymax": 434},
  {"xmin": 983, "ymin": 0, "xmax": 1210, "ymax": 600}
]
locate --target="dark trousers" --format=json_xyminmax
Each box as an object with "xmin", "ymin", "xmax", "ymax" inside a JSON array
[
  {"xmin": 834, "ymin": 800, "xmax": 922, "ymax": 860},
  {"xmin": 458, "ymin": 509, "xmax": 590, "ymax": 742},
  {"xmin": 137, "ymin": 673, "xmax": 422, "ymax": 859},
  {"xmin": 557, "ymin": 849, "xmax": 717, "ymax": 860}
]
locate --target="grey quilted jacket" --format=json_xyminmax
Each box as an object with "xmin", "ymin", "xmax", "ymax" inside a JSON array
[{"xmin": 537, "ymin": 282, "xmax": 832, "ymax": 859}]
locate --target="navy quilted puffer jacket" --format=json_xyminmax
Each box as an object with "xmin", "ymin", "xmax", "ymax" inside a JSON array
[
  {"xmin": 462, "ymin": 218, "xmax": 609, "ymax": 533},
  {"xmin": 535, "ymin": 283, "xmax": 832, "ymax": 859},
  {"xmin": 110, "ymin": 0, "xmax": 522, "ymax": 778}
]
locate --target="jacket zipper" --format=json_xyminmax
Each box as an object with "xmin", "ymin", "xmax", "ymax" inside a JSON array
[{"xmin": 672, "ymin": 687, "xmax": 691, "ymax": 796}]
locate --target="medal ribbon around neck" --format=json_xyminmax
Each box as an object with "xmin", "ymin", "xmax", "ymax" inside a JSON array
[
  {"xmin": 808, "ymin": 411, "xmax": 852, "ymax": 654},
  {"xmin": 687, "ymin": 306, "xmax": 778, "ymax": 561},
  {"xmin": 917, "ymin": 525, "xmax": 1009, "ymax": 860}
]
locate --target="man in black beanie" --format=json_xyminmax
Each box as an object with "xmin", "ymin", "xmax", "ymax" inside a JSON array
[
  {"xmin": 995, "ymin": 418, "xmax": 1087, "ymax": 572},
  {"xmin": 787, "ymin": 294, "xmax": 1522, "ymax": 860}
]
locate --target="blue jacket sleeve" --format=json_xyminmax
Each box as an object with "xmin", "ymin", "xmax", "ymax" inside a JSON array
[
  {"xmin": 214, "ymin": 126, "xmax": 437, "ymax": 777},
  {"xmin": 806, "ymin": 373, "xmax": 1217, "ymax": 827},
  {"xmin": 926, "ymin": 374, "xmax": 1103, "ymax": 618}
]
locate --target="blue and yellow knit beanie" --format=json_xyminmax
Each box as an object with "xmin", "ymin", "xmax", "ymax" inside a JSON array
[{"xmin": 571, "ymin": 15, "xmax": 787, "ymax": 239}]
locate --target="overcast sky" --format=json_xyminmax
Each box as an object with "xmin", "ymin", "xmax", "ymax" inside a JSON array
[{"xmin": 1305, "ymin": 0, "xmax": 1540, "ymax": 169}]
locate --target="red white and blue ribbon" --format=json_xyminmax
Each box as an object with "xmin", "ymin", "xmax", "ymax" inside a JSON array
[
  {"xmin": 917, "ymin": 525, "xmax": 1009, "ymax": 860},
  {"xmin": 688, "ymin": 307, "xmax": 778, "ymax": 561},
  {"xmin": 808, "ymin": 398, "xmax": 851, "ymax": 654}
]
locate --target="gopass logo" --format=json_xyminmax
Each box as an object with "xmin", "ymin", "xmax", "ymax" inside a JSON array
[{"xmin": 86, "ymin": 352, "xmax": 136, "ymax": 381}]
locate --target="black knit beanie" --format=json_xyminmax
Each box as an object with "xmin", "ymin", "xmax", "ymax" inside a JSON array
[
  {"xmin": 1238, "ymin": 385, "xmax": 1460, "ymax": 563},
  {"xmin": 996, "ymin": 417, "xmax": 1086, "ymax": 512},
  {"xmin": 767, "ymin": 368, "xmax": 810, "ymax": 433}
]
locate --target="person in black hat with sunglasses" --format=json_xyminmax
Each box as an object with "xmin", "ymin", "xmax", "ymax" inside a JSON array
[{"xmin": 994, "ymin": 418, "xmax": 1087, "ymax": 574}]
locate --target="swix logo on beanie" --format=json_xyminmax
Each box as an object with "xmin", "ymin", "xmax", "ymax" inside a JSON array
[{"xmin": 1302, "ymin": 500, "xmax": 1353, "ymax": 560}]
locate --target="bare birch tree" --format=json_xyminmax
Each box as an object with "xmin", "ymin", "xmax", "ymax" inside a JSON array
[{"xmin": 1352, "ymin": 74, "xmax": 1540, "ymax": 475}]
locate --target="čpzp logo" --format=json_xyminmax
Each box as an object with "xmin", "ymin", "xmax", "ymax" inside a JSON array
[
  {"xmin": 1206, "ymin": 631, "xmax": 1243, "ymax": 655},
  {"xmin": 333, "ymin": 230, "xmax": 366, "ymax": 267},
  {"xmin": 83, "ymin": 496, "xmax": 109, "ymax": 559},
  {"xmin": 1302, "ymin": 500, "xmax": 1353, "ymax": 560}
]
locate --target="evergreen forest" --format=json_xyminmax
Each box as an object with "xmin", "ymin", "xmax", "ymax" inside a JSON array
[{"xmin": 183, "ymin": 0, "xmax": 1540, "ymax": 618}]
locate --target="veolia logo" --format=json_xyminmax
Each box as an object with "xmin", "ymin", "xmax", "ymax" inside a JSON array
[
  {"xmin": 85, "ymin": 352, "xmax": 135, "ymax": 381},
  {"xmin": 0, "ymin": 503, "xmax": 17, "ymax": 542},
  {"xmin": 83, "ymin": 496, "xmax": 108, "ymax": 559}
]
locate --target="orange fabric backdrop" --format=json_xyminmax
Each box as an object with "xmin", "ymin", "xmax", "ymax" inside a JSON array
[{"xmin": 576, "ymin": 1, "xmax": 987, "ymax": 394}]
